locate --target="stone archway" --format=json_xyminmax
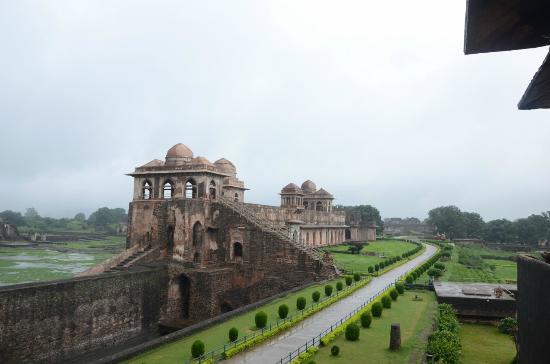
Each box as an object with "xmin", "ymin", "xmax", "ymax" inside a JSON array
[
  {"xmin": 167, "ymin": 225, "xmax": 175, "ymax": 255},
  {"xmin": 179, "ymin": 274, "xmax": 191, "ymax": 319}
]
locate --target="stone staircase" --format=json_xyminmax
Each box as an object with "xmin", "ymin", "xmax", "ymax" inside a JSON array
[
  {"xmin": 104, "ymin": 245, "xmax": 154, "ymax": 273},
  {"xmin": 217, "ymin": 196, "xmax": 325, "ymax": 262}
]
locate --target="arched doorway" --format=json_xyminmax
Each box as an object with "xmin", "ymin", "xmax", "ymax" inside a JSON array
[
  {"xmin": 167, "ymin": 226, "xmax": 174, "ymax": 255},
  {"xmin": 233, "ymin": 242, "xmax": 243, "ymax": 262},
  {"xmin": 209, "ymin": 180, "xmax": 217, "ymax": 200},
  {"xmin": 179, "ymin": 274, "xmax": 191, "ymax": 319},
  {"xmin": 345, "ymin": 228, "xmax": 352, "ymax": 240}
]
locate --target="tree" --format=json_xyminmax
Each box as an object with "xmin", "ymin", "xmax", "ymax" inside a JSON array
[
  {"xmin": 88, "ymin": 207, "xmax": 127, "ymax": 229},
  {"xmin": 515, "ymin": 214, "xmax": 550, "ymax": 245},
  {"xmin": 74, "ymin": 213, "xmax": 86, "ymax": 221},
  {"xmin": 0, "ymin": 210, "xmax": 25, "ymax": 226},
  {"xmin": 462, "ymin": 212, "xmax": 484, "ymax": 237},
  {"xmin": 483, "ymin": 219, "xmax": 517, "ymax": 243},
  {"xmin": 24, "ymin": 208, "xmax": 40, "ymax": 219},
  {"xmin": 427, "ymin": 206, "xmax": 465, "ymax": 239},
  {"xmin": 357, "ymin": 205, "xmax": 384, "ymax": 234}
]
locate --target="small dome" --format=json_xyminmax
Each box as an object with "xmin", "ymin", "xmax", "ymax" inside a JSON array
[
  {"xmin": 301, "ymin": 180, "xmax": 317, "ymax": 194},
  {"xmin": 281, "ymin": 183, "xmax": 303, "ymax": 194},
  {"xmin": 192, "ymin": 156, "xmax": 213, "ymax": 165},
  {"xmin": 165, "ymin": 143, "xmax": 193, "ymax": 165},
  {"xmin": 214, "ymin": 158, "xmax": 236, "ymax": 175}
]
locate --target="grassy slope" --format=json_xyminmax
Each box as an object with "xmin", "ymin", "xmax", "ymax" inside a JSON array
[
  {"xmin": 0, "ymin": 236, "xmax": 125, "ymax": 285},
  {"xmin": 123, "ymin": 277, "xmax": 359, "ymax": 364},
  {"xmin": 329, "ymin": 240, "xmax": 417, "ymax": 274},
  {"xmin": 312, "ymin": 290, "xmax": 437, "ymax": 364},
  {"xmin": 460, "ymin": 324, "xmax": 516, "ymax": 364}
]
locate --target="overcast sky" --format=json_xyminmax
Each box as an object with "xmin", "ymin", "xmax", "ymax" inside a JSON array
[{"xmin": 1, "ymin": 1, "xmax": 549, "ymax": 221}]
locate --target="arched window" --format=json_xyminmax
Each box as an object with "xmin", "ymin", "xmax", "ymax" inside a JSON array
[
  {"xmin": 185, "ymin": 179, "xmax": 197, "ymax": 199},
  {"xmin": 292, "ymin": 231, "xmax": 298, "ymax": 241},
  {"xmin": 209, "ymin": 180, "xmax": 217, "ymax": 200},
  {"xmin": 303, "ymin": 201, "xmax": 309, "ymax": 209},
  {"xmin": 143, "ymin": 180, "xmax": 152, "ymax": 200},
  {"xmin": 192, "ymin": 222, "xmax": 203, "ymax": 247},
  {"xmin": 234, "ymin": 193, "xmax": 239, "ymax": 202},
  {"xmin": 316, "ymin": 201, "xmax": 323, "ymax": 211},
  {"xmin": 163, "ymin": 180, "xmax": 174, "ymax": 199},
  {"xmin": 233, "ymin": 242, "xmax": 243, "ymax": 259}
]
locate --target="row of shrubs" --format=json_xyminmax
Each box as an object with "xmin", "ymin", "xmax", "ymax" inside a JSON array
[
  {"xmin": 218, "ymin": 274, "xmax": 371, "ymax": 360},
  {"xmin": 365, "ymin": 242, "xmax": 424, "ymax": 275},
  {"xmin": 404, "ymin": 249, "xmax": 444, "ymax": 284},
  {"xmin": 426, "ymin": 304, "xmax": 461, "ymax": 364},
  {"xmin": 293, "ymin": 282, "xmax": 406, "ymax": 363}
]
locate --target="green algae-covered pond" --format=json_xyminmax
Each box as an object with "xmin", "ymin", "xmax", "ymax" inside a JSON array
[{"xmin": 0, "ymin": 236, "xmax": 126, "ymax": 286}]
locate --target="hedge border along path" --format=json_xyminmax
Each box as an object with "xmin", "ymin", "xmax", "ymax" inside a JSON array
[
  {"xmin": 222, "ymin": 244, "xmax": 428, "ymax": 361},
  {"xmin": 290, "ymin": 244, "xmax": 439, "ymax": 364},
  {"xmin": 222, "ymin": 275, "xmax": 373, "ymax": 359},
  {"xmin": 223, "ymin": 242, "xmax": 438, "ymax": 364}
]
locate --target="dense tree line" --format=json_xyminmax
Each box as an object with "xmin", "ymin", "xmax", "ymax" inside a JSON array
[
  {"xmin": 427, "ymin": 205, "xmax": 550, "ymax": 245},
  {"xmin": 0, "ymin": 207, "xmax": 128, "ymax": 233}
]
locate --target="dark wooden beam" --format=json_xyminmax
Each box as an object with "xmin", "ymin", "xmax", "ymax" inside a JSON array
[
  {"xmin": 519, "ymin": 49, "xmax": 550, "ymax": 110},
  {"xmin": 464, "ymin": 0, "xmax": 550, "ymax": 54}
]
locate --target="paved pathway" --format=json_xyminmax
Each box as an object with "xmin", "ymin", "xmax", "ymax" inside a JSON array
[{"xmin": 226, "ymin": 243, "xmax": 438, "ymax": 364}]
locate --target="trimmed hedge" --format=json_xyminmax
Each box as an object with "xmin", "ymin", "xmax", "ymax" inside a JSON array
[
  {"xmin": 229, "ymin": 327, "xmax": 238, "ymax": 342},
  {"xmin": 331, "ymin": 345, "xmax": 340, "ymax": 356},
  {"xmin": 325, "ymin": 285, "xmax": 333, "ymax": 296},
  {"xmin": 278, "ymin": 304, "xmax": 289, "ymax": 319},
  {"xmin": 360, "ymin": 312, "xmax": 372, "ymax": 328},
  {"xmin": 255, "ymin": 311, "xmax": 267, "ymax": 328},
  {"xmin": 395, "ymin": 282, "xmax": 405, "ymax": 294},
  {"xmin": 371, "ymin": 302, "xmax": 383, "ymax": 317},
  {"xmin": 353, "ymin": 273, "xmax": 361, "ymax": 282},
  {"xmin": 297, "ymin": 297, "xmax": 306, "ymax": 310},
  {"xmin": 312, "ymin": 291, "xmax": 321, "ymax": 302},
  {"xmin": 191, "ymin": 340, "xmax": 205, "ymax": 359},
  {"xmin": 336, "ymin": 282, "xmax": 343, "ymax": 291},
  {"xmin": 381, "ymin": 295, "xmax": 392, "ymax": 308},
  {"xmin": 345, "ymin": 323, "xmax": 360, "ymax": 341},
  {"xmin": 345, "ymin": 276, "xmax": 353, "ymax": 286},
  {"xmin": 389, "ymin": 288, "xmax": 398, "ymax": 301}
]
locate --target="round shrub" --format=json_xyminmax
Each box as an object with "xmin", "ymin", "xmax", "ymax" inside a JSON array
[
  {"xmin": 395, "ymin": 282, "xmax": 405, "ymax": 294},
  {"xmin": 379, "ymin": 261, "xmax": 385, "ymax": 269},
  {"xmin": 353, "ymin": 273, "xmax": 361, "ymax": 282},
  {"xmin": 390, "ymin": 288, "xmax": 398, "ymax": 301},
  {"xmin": 191, "ymin": 340, "xmax": 205, "ymax": 358},
  {"xmin": 312, "ymin": 290, "xmax": 321, "ymax": 302},
  {"xmin": 374, "ymin": 264, "xmax": 380, "ymax": 271},
  {"xmin": 371, "ymin": 302, "xmax": 383, "ymax": 317},
  {"xmin": 498, "ymin": 317, "xmax": 518, "ymax": 335},
  {"xmin": 368, "ymin": 266, "xmax": 374, "ymax": 274},
  {"xmin": 428, "ymin": 268, "xmax": 443, "ymax": 278},
  {"xmin": 330, "ymin": 345, "xmax": 340, "ymax": 356},
  {"xmin": 345, "ymin": 276, "xmax": 353, "ymax": 286},
  {"xmin": 360, "ymin": 312, "xmax": 372, "ymax": 328},
  {"xmin": 255, "ymin": 311, "xmax": 267, "ymax": 328},
  {"xmin": 325, "ymin": 284, "xmax": 333, "ymax": 296},
  {"xmin": 278, "ymin": 304, "xmax": 289, "ymax": 319},
  {"xmin": 406, "ymin": 275, "xmax": 414, "ymax": 284},
  {"xmin": 381, "ymin": 294, "xmax": 392, "ymax": 308},
  {"xmin": 345, "ymin": 323, "xmax": 360, "ymax": 341},
  {"xmin": 296, "ymin": 296, "xmax": 306, "ymax": 310},
  {"xmin": 336, "ymin": 281, "xmax": 343, "ymax": 291},
  {"xmin": 228, "ymin": 327, "xmax": 238, "ymax": 342}
]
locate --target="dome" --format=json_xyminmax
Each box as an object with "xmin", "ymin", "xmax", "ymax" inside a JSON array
[
  {"xmin": 315, "ymin": 188, "xmax": 333, "ymax": 198},
  {"xmin": 214, "ymin": 158, "xmax": 236, "ymax": 175},
  {"xmin": 281, "ymin": 183, "xmax": 303, "ymax": 194},
  {"xmin": 192, "ymin": 156, "xmax": 213, "ymax": 166},
  {"xmin": 301, "ymin": 180, "xmax": 317, "ymax": 194},
  {"xmin": 165, "ymin": 143, "xmax": 193, "ymax": 165}
]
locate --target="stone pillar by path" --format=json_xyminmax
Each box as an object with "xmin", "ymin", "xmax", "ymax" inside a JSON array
[
  {"xmin": 225, "ymin": 243, "xmax": 437, "ymax": 364},
  {"xmin": 389, "ymin": 323, "xmax": 401, "ymax": 350}
]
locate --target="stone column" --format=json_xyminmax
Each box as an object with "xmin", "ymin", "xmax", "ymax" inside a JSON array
[{"xmin": 389, "ymin": 323, "xmax": 401, "ymax": 351}]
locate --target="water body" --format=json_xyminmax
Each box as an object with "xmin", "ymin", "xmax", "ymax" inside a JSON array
[{"xmin": 0, "ymin": 237, "xmax": 125, "ymax": 286}]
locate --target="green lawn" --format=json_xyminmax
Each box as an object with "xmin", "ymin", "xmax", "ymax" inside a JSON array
[
  {"xmin": 328, "ymin": 240, "xmax": 418, "ymax": 274},
  {"xmin": 0, "ymin": 236, "xmax": 125, "ymax": 285},
  {"xmin": 312, "ymin": 290, "xmax": 438, "ymax": 364},
  {"xmin": 123, "ymin": 277, "xmax": 363, "ymax": 364},
  {"xmin": 437, "ymin": 246, "xmax": 517, "ymax": 284},
  {"xmin": 460, "ymin": 324, "xmax": 516, "ymax": 364}
]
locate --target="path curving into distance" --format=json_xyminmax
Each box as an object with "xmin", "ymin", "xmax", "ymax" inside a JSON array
[{"xmin": 225, "ymin": 242, "xmax": 438, "ymax": 364}]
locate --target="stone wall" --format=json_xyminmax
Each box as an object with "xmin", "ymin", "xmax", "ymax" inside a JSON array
[
  {"xmin": 243, "ymin": 203, "xmax": 346, "ymax": 225},
  {"xmin": 517, "ymin": 255, "xmax": 550, "ymax": 364},
  {"xmin": 436, "ymin": 296, "xmax": 516, "ymax": 320},
  {"xmin": 0, "ymin": 264, "xmax": 168, "ymax": 364}
]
